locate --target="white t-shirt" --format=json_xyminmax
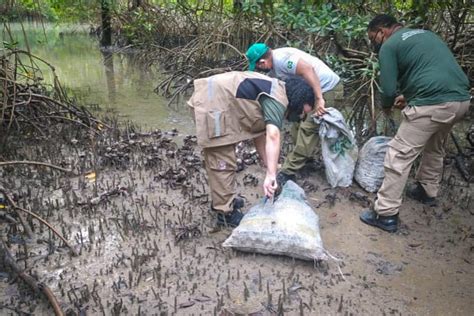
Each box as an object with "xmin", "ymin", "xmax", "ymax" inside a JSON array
[{"xmin": 269, "ymin": 47, "xmax": 340, "ymax": 93}]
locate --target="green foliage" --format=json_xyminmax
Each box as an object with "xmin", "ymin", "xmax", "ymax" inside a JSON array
[
  {"xmin": 273, "ymin": 3, "xmax": 368, "ymax": 41},
  {"xmin": 2, "ymin": 0, "xmax": 102, "ymax": 23},
  {"xmin": 122, "ymin": 8, "xmax": 158, "ymax": 45},
  {"xmin": 241, "ymin": 0, "xmax": 264, "ymax": 15},
  {"xmin": 2, "ymin": 40, "xmax": 19, "ymax": 50},
  {"xmin": 1, "ymin": 0, "xmax": 54, "ymax": 21},
  {"xmin": 47, "ymin": 0, "xmax": 100, "ymax": 23}
]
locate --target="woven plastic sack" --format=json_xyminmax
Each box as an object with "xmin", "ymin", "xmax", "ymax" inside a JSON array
[
  {"xmin": 354, "ymin": 136, "xmax": 392, "ymax": 192},
  {"xmin": 314, "ymin": 108, "xmax": 358, "ymax": 188},
  {"xmin": 223, "ymin": 181, "xmax": 327, "ymax": 261}
]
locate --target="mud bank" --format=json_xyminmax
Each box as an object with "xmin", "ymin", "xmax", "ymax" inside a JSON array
[{"xmin": 0, "ymin": 127, "xmax": 473, "ymax": 316}]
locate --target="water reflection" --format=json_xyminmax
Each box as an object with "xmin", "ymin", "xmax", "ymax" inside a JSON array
[
  {"xmin": 102, "ymin": 51, "xmax": 116, "ymax": 104},
  {"xmin": 0, "ymin": 22, "xmax": 194, "ymax": 133}
]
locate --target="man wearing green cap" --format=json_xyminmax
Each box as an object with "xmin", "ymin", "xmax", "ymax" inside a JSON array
[{"xmin": 246, "ymin": 43, "xmax": 343, "ymax": 185}]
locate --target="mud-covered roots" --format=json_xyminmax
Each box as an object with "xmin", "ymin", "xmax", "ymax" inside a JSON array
[{"xmin": 1, "ymin": 48, "xmax": 105, "ymax": 149}]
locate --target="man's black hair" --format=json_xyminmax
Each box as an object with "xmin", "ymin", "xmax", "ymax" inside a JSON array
[
  {"xmin": 368, "ymin": 14, "xmax": 399, "ymax": 32},
  {"xmin": 284, "ymin": 76, "xmax": 315, "ymax": 116}
]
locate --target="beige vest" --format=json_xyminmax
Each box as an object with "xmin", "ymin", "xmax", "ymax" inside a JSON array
[{"xmin": 187, "ymin": 71, "xmax": 288, "ymax": 148}]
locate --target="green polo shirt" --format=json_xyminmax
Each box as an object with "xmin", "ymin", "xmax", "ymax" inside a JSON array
[
  {"xmin": 259, "ymin": 95, "xmax": 286, "ymax": 130},
  {"xmin": 378, "ymin": 28, "xmax": 470, "ymax": 108}
]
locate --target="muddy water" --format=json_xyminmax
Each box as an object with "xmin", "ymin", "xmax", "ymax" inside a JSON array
[{"xmin": 0, "ymin": 22, "xmax": 194, "ymax": 133}]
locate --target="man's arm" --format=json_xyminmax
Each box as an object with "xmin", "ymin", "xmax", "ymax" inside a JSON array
[
  {"xmin": 379, "ymin": 46, "xmax": 399, "ymax": 108},
  {"xmin": 263, "ymin": 124, "xmax": 280, "ymax": 198},
  {"xmin": 295, "ymin": 60, "xmax": 325, "ymax": 116},
  {"xmin": 253, "ymin": 133, "xmax": 267, "ymax": 167}
]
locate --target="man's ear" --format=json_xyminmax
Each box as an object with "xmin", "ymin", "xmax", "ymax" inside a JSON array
[
  {"xmin": 381, "ymin": 26, "xmax": 391, "ymax": 38},
  {"xmin": 303, "ymin": 103, "xmax": 313, "ymax": 113}
]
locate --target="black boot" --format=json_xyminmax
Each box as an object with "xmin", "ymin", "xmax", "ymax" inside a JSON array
[
  {"xmin": 406, "ymin": 182, "xmax": 437, "ymax": 206},
  {"xmin": 212, "ymin": 196, "xmax": 245, "ymax": 228},
  {"xmin": 276, "ymin": 172, "xmax": 296, "ymax": 187},
  {"xmin": 216, "ymin": 209, "xmax": 244, "ymax": 228},
  {"xmin": 360, "ymin": 209, "xmax": 399, "ymax": 233},
  {"xmin": 232, "ymin": 195, "xmax": 245, "ymax": 210}
]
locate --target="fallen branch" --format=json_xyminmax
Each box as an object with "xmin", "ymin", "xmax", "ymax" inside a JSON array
[
  {"xmin": 0, "ymin": 160, "xmax": 72, "ymax": 173},
  {"xmin": 0, "ymin": 238, "xmax": 64, "ymax": 316},
  {"xmin": 0, "ymin": 187, "xmax": 78, "ymax": 256},
  {"xmin": 0, "ymin": 188, "xmax": 33, "ymax": 239}
]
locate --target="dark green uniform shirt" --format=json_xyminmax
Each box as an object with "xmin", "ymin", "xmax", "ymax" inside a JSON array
[
  {"xmin": 259, "ymin": 95, "xmax": 286, "ymax": 130},
  {"xmin": 379, "ymin": 28, "xmax": 470, "ymax": 108}
]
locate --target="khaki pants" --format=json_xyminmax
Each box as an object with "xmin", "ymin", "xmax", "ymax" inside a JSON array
[
  {"xmin": 203, "ymin": 144, "xmax": 237, "ymax": 213},
  {"xmin": 375, "ymin": 100, "xmax": 470, "ymax": 216},
  {"xmin": 281, "ymin": 82, "xmax": 344, "ymax": 175}
]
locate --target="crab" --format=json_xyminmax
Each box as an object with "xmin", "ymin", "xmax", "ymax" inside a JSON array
[{"xmin": 173, "ymin": 223, "xmax": 202, "ymax": 243}]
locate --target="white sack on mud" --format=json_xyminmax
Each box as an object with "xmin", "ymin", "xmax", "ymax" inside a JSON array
[
  {"xmin": 223, "ymin": 181, "xmax": 327, "ymax": 261},
  {"xmin": 314, "ymin": 108, "xmax": 358, "ymax": 188}
]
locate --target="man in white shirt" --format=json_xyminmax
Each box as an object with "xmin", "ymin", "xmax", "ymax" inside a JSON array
[{"xmin": 246, "ymin": 43, "xmax": 343, "ymax": 184}]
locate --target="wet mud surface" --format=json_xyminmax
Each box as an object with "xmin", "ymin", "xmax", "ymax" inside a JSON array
[{"xmin": 0, "ymin": 129, "xmax": 473, "ymax": 316}]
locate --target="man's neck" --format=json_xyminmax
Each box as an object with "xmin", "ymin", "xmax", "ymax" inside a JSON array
[{"xmin": 390, "ymin": 24, "xmax": 403, "ymax": 35}]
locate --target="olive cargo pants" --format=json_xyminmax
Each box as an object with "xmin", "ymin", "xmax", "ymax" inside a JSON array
[
  {"xmin": 281, "ymin": 82, "xmax": 344, "ymax": 175},
  {"xmin": 375, "ymin": 100, "xmax": 470, "ymax": 216}
]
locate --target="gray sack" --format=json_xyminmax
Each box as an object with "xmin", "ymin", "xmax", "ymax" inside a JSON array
[
  {"xmin": 314, "ymin": 108, "xmax": 358, "ymax": 188},
  {"xmin": 223, "ymin": 181, "xmax": 327, "ymax": 261},
  {"xmin": 354, "ymin": 136, "xmax": 392, "ymax": 192}
]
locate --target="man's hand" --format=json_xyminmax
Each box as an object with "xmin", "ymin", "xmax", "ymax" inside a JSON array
[
  {"xmin": 263, "ymin": 177, "xmax": 277, "ymax": 198},
  {"xmin": 394, "ymin": 95, "xmax": 407, "ymax": 109},
  {"xmin": 315, "ymin": 98, "xmax": 327, "ymax": 116}
]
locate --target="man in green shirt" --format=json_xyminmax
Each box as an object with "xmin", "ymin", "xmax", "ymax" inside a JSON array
[{"xmin": 360, "ymin": 14, "xmax": 471, "ymax": 232}]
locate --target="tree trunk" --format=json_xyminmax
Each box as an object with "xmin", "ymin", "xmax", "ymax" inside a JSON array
[
  {"xmin": 102, "ymin": 52, "xmax": 116, "ymax": 104},
  {"xmin": 130, "ymin": 0, "xmax": 142, "ymax": 10},
  {"xmin": 233, "ymin": 0, "xmax": 243, "ymax": 13},
  {"xmin": 100, "ymin": 0, "xmax": 112, "ymax": 47}
]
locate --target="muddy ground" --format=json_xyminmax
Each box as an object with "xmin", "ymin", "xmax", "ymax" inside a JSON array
[{"xmin": 0, "ymin": 126, "xmax": 473, "ymax": 316}]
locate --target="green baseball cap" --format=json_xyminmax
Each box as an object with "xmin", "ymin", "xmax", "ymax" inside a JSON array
[{"xmin": 246, "ymin": 43, "xmax": 269, "ymax": 71}]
